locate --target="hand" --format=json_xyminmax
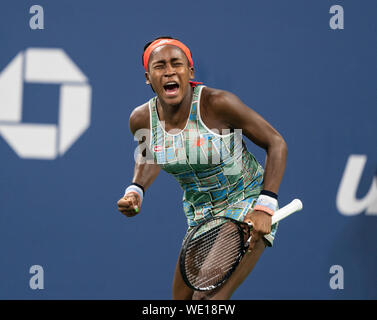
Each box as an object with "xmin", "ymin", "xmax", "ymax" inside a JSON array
[
  {"xmin": 243, "ymin": 210, "xmax": 272, "ymax": 251},
  {"xmin": 117, "ymin": 192, "xmax": 141, "ymax": 217}
]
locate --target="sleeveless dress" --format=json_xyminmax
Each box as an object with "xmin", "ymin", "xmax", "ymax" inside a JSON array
[{"xmin": 148, "ymin": 85, "xmax": 277, "ymax": 246}]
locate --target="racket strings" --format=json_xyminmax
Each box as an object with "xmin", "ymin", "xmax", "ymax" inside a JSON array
[
  {"xmin": 184, "ymin": 220, "xmax": 243, "ymax": 289},
  {"xmin": 186, "ymin": 243, "xmax": 240, "ymax": 279},
  {"xmin": 186, "ymin": 233, "xmax": 241, "ymax": 267},
  {"xmin": 185, "ymin": 233, "xmax": 240, "ymax": 286},
  {"xmin": 188, "ymin": 254, "xmax": 240, "ymax": 287}
]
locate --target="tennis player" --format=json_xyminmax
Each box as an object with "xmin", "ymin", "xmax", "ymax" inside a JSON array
[{"xmin": 117, "ymin": 36, "xmax": 287, "ymax": 300}]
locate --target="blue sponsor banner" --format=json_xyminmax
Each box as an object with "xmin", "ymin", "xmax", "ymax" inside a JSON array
[{"xmin": 0, "ymin": 0, "xmax": 376, "ymax": 299}]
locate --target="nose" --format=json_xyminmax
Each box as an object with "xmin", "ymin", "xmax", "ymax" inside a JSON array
[{"xmin": 164, "ymin": 63, "xmax": 176, "ymax": 77}]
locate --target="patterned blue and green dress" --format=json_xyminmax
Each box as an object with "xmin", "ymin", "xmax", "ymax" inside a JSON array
[{"xmin": 147, "ymin": 85, "xmax": 277, "ymax": 246}]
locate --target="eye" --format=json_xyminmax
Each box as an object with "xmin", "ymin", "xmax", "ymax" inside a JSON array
[{"xmin": 154, "ymin": 64, "xmax": 164, "ymax": 69}]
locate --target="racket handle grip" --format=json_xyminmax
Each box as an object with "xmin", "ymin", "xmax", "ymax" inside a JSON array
[{"xmin": 272, "ymin": 199, "xmax": 303, "ymax": 224}]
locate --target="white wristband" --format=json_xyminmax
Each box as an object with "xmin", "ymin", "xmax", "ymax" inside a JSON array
[
  {"xmin": 254, "ymin": 194, "xmax": 278, "ymax": 215},
  {"xmin": 124, "ymin": 185, "xmax": 144, "ymax": 205}
]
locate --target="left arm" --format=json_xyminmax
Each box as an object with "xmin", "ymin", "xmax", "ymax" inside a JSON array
[{"xmin": 206, "ymin": 89, "xmax": 288, "ymax": 245}]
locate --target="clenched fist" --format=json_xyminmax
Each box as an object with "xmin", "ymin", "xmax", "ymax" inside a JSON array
[{"xmin": 117, "ymin": 192, "xmax": 141, "ymax": 217}]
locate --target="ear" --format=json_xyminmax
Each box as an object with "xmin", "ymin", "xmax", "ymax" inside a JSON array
[
  {"xmin": 145, "ymin": 72, "xmax": 151, "ymax": 85},
  {"xmin": 189, "ymin": 67, "xmax": 195, "ymax": 80}
]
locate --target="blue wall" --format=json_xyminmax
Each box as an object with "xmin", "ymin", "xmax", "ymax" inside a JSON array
[{"xmin": 0, "ymin": 0, "xmax": 376, "ymax": 299}]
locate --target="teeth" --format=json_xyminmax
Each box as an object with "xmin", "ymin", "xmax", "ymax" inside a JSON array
[{"xmin": 165, "ymin": 82, "xmax": 177, "ymax": 86}]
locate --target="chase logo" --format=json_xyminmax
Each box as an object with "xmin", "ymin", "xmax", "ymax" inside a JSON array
[{"xmin": 0, "ymin": 48, "xmax": 91, "ymax": 159}]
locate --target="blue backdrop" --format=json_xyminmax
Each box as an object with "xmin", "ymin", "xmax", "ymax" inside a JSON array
[{"xmin": 0, "ymin": 0, "xmax": 376, "ymax": 299}]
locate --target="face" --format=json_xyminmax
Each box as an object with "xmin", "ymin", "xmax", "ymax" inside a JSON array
[{"xmin": 145, "ymin": 45, "xmax": 195, "ymax": 106}]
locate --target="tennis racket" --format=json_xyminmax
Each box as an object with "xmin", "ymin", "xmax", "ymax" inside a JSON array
[{"xmin": 179, "ymin": 198, "xmax": 303, "ymax": 291}]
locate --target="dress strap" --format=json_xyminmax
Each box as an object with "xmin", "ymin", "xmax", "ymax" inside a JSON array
[{"xmin": 189, "ymin": 85, "xmax": 204, "ymax": 122}]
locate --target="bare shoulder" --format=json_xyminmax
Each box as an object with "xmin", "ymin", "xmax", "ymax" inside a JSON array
[
  {"xmin": 201, "ymin": 87, "xmax": 242, "ymax": 112},
  {"xmin": 201, "ymin": 86, "xmax": 245, "ymax": 122},
  {"xmin": 129, "ymin": 102, "xmax": 150, "ymax": 135}
]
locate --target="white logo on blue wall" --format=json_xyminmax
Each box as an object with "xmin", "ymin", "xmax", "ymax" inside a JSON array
[
  {"xmin": 0, "ymin": 48, "xmax": 91, "ymax": 159},
  {"xmin": 336, "ymin": 155, "xmax": 377, "ymax": 215}
]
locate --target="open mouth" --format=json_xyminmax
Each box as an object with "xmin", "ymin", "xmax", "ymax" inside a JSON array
[{"xmin": 163, "ymin": 82, "xmax": 179, "ymax": 95}]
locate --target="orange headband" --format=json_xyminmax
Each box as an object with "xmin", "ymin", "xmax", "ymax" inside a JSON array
[{"xmin": 143, "ymin": 38, "xmax": 193, "ymax": 71}]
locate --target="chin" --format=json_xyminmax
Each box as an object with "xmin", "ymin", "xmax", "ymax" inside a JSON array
[{"xmin": 159, "ymin": 91, "xmax": 183, "ymax": 106}]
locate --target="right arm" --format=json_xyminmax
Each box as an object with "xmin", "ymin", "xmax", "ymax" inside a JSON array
[{"xmin": 117, "ymin": 103, "xmax": 161, "ymax": 217}]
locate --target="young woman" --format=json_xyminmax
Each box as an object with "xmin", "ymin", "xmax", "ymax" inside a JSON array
[{"xmin": 117, "ymin": 37, "xmax": 287, "ymax": 300}]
